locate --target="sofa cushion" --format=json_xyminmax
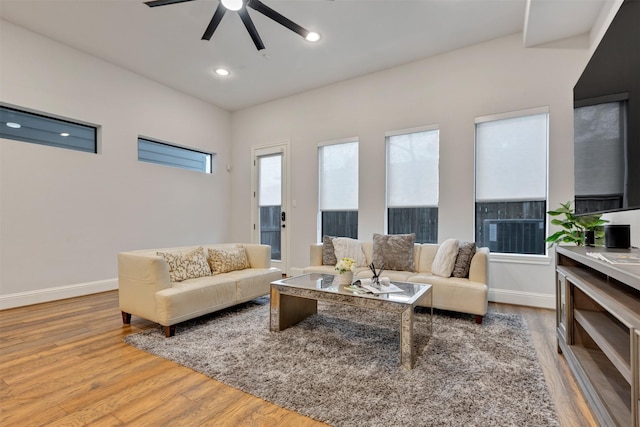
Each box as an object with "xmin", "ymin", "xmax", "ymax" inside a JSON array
[
  {"xmin": 157, "ymin": 246, "xmax": 211, "ymax": 282},
  {"xmin": 332, "ymin": 237, "xmax": 367, "ymax": 267},
  {"xmin": 371, "ymin": 233, "xmax": 416, "ymax": 272},
  {"xmin": 208, "ymin": 246, "xmax": 251, "ymax": 274},
  {"xmin": 431, "ymin": 239, "xmax": 459, "ymax": 277},
  {"xmin": 452, "ymin": 241, "xmax": 477, "ymax": 278},
  {"xmin": 322, "ymin": 235, "xmax": 337, "ymax": 266}
]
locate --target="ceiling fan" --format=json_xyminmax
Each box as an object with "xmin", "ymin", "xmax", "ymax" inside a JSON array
[{"xmin": 145, "ymin": 0, "xmax": 320, "ymax": 51}]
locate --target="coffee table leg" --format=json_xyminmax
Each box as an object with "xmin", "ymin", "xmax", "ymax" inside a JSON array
[
  {"xmin": 400, "ymin": 307, "xmax": 414, "ymax": 369},
  {"xmin": 270, "ymin": 285, "xmax": 317, "ymax": 332}
]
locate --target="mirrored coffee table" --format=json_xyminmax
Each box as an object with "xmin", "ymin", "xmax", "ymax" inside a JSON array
[{"xmin": 270, "ymin": 273, "xmax": 432, "ymax": 369}]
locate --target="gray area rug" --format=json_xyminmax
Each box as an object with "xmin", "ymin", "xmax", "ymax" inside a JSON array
[{"xmin": 125, "ymin": 298, "xmax": 559, "ymax": 426}]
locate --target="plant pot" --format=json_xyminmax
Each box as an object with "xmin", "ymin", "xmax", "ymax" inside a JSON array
[
  {"xmin": 584, "ymin": 230, "xmax": 595, "ymax": 246},
  {"xmin": 339, "ymin": 271, "xmax": 353, "ymax": 285}
]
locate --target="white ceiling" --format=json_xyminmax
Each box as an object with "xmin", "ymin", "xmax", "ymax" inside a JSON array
[{"xmin": 0, "ymin": 0, "xmax": 613, "ymax": 111}]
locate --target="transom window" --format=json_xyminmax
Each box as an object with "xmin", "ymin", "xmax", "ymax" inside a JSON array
[
  {"xmin": 138, "ymin": 137, "xmax": 212, "ymax": 174},
  {"xmin": 0, "ymin": 105, "xmax": 97, "ymax": 153}
]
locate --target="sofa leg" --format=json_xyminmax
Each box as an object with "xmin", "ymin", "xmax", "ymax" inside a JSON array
[
  {"xmin": 122, "ymin": 311, "xmax": 131, "ymax": 325},
  {"xmin": 164, "ymin": 325, "xmax": 176, "ymax": 338},
  {"xmin": 475, "ymin": 315, "xmax": 483, "ymax": 324}
]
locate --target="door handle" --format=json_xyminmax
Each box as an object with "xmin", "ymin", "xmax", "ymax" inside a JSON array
[{"xmin": 281, "ymin": 211, "xmax": 286, "ymax": 222}]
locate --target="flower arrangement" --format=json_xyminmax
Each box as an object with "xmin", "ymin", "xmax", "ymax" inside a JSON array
[{"xmin": 335, "ymin": 257, "xmax": 356, "ymax": 274}]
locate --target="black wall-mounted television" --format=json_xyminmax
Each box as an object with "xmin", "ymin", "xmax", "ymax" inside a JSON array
[{"xmin": 573, "ymin": 0, "xmax": 640, "ymax": 215}]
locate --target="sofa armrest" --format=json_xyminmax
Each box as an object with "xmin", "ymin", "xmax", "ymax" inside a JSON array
[
  {"xmin": 240, "ymin": 244, "xmax": 272, "ymax": 268},
  {"xmin": 468, "ymin": 247, "xmax": 489, "ymax": 285},
  {"xmin": 310, "ymin": 243, "xmax": 323, "ymax": 266},
  {"xmin": 118, "ymin": 252, "xmax": 172, "ymax": 322}
]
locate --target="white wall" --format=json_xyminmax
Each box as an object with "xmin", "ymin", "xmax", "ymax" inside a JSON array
[
  {"xmin": 230, "ymin": 32, "xmax": 601, "ymax": 308},
  {"xmin": 0, "ymin": 21, "xmax": 232, "ymax": 308}
]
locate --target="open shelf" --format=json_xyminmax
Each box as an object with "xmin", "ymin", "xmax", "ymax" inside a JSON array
[{"xmin": 556, "ymin": 246, "xmax": 640, "ymax": 427}]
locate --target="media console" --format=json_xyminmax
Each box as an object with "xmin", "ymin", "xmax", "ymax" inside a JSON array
[{"xmin": 555, "ymin": 246, "xmax": 640, "ymax": 426}]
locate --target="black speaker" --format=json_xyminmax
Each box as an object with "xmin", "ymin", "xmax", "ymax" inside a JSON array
[{"xmin": 604, "ymin": 225, "xmax": 631, "ymax": 249}]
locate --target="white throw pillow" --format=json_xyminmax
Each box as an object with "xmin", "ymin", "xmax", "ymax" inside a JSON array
[
  {"xmin": 332, "ymin": 237, "xmax": 367, "ymax": 267},
  {"xmin": 431, "ymin": 238, "xmax": 459, "ymax": 277}
]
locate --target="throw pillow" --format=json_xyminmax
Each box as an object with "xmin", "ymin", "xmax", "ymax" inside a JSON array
[
  {"xmin": 452, "ymin": 241, "xmax": 477, "ymax": 278},
  {"xmin": 331, "ymin": 237, "xmax": 367, "ymax": 267},
  {"xmin": 157, "ymin": 246, "xmax": 211, "ymax": 282},
  {"xmin": 208, "ymin": 246, "xmax": 251, "ymax": 274},
  {"xmin": 371, "ymin": 233, "xmax": 416, "ymax": 272},
  {"xmin": 322, "ymin": 235, "xmax": 337, "ymax": 266},
  {"xmin": 431, "ymin": 238, "xmax": 459, "ymax": 278}
]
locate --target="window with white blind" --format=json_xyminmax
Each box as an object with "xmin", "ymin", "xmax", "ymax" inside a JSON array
[
  {"xmin": 318, "ymin": 139, "xmax": 358, "ymax": 239},
  {"xmin": 475, "ymin": 108, "xmax": 548, "ymax": 255},
  {"xmin": 386, "ymin": 126, "xmax": 439, "ymax": 243}
]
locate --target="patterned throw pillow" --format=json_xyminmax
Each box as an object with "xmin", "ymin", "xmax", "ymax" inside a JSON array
[
  {"xmin": 157, "ymin": 247, "xmax": 211, "ymax": 282},
  {"xmin": 332, "ymin": 237, "xmax": 367, "ymax": 267},
  {"xmin": 322, "ymin": 235, "xmax": 337, "ymax": 266},
  {"xmin": 372, "ymin": 233, "xmax": 416, "ymax": 272},
  {"xmin": 431, "ymin": 239, "xmax": 460, "ymax": 278},
  {"xmin": 208, "ymin": 246, "xmax": 251, "ymax": 274},
  {"xmin": 452, "ymin": 241, "xmax": 477, "ymax": 278}
]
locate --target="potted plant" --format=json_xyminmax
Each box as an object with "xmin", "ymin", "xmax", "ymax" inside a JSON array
[{"xmin": 545, "ymin": 201, "xmax": 608, "ymax": 247}]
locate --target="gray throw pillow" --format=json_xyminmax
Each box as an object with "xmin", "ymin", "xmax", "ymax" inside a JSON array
[
  {"xmin": 371, "ymin": 233, "xmax": 416, "ymax": 272},
  {"xmin": 322, "ymin": 235, "xmax": 337, "ymax": 265},
  {"xmin": 452, "ymin": 241, "xmax": 477, "ymax": 278}
]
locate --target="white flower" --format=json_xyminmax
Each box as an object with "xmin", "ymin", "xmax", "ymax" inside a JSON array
[{"xmin": 335, "ymin": 257, "xmax": 356, "ymax": 274}]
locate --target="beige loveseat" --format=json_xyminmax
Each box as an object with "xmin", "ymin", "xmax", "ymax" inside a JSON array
[
  {"xmin": 118, "ymin": 244, "xmax": 282, "ymax": 337},
  {"xmin": 302, "ymin": 240, "xmax": 489, "ymax": 323}
]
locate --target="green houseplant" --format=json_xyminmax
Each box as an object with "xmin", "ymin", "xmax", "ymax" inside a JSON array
[{"xmin": 545, "ymin": 200, "xmax": 608, "ymax": 247}]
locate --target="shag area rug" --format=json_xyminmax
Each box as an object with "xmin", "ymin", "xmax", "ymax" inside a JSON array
[{"xmin": 125, "ymin": 298, "xmax": 559, "ymax": 427}]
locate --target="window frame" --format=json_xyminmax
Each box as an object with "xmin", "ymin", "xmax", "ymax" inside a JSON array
[
  {"xmin": 385, "ymin": 124, "xmax": 439, "ymax": 243},
  {"xmin": 317, "ymin": 137, "xmax": 359, "ymax": 240},
  {"xmin": 474, "ymin": 106, "xmax": 550, "ymax": 257}
]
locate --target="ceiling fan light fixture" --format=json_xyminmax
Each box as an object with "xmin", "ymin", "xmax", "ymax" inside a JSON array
[
  {"xmin": 305, "ymin": 31, "xmax": 321, "ymax": 42},
  {"xmin": 221, "ymin": 0, "xmax": 243, "ymax": 11}
]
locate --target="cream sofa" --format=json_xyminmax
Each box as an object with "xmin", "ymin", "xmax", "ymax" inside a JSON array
[
  {"xmin": 302, "ymin": 241, "xmax": 489, "ymax": 323},
  {"xmin": 118, "ymin": 244, "xmax": 282, "ymax": 337}
]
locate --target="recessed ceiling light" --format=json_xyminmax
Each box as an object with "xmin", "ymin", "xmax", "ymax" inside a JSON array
[
  {"xmin": 215, "ymin": 68, "xmax": 230, "ymax": 77},
  {"xmin": 60, "ymin": 132, "xmax": 70, "ymax": 137},
  {"xmin": 306, "ymin": 32, "xmax": 321, "ymax": 42},
  {"xmin": 6, "ymin": 122, "xmax": 21, "ymax": 129}
]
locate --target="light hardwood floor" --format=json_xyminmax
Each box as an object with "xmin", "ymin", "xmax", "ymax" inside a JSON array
[{"xmin": 0, "ymin": 291, "xmax": 596, "ymax": 426}]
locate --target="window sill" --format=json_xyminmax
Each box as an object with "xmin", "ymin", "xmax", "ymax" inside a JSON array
[{"xmin": 489, "ymin": 252, "xmax": 551, "ymax": 265}]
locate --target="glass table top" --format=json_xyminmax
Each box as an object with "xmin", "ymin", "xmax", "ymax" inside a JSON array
[{"xmin": 272, "ymin": 273, "xmax": 430, "ymax": 304}]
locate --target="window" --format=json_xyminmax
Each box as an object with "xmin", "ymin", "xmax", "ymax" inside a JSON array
[
  {"xmin": 0, "ymin": 105, "xmax": 97, "ymax": 153},
  {"xmin": 574, "ymin": 100, "xmax": 626, "ymax": 214},
  {"xmin": 475, "ymin": 108, "xmax": 548, "ymax": 255},
  {"xmin": 386, "ymin": 126, "xmax": 439, "ymax": 243},
  {"xmin": 138, "ymin": 137, "xmax": 212, "ymax": 173},
  {"xmin": 318, "ymin": 140, "xmax": 358, "ymax": 238}
]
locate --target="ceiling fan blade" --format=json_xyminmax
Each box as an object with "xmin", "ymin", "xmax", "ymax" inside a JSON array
[
  {"xmin": 238, "ymin": 7, "xmax": 265, "ymax": 50},
  {"xmin": 247, "ymin": 0, "xmax": 309, "ymax": 38},
  {"xmin": 145, "ymin": 0, "xmax": 195, "ymax": 7},
  {"xmin": 202, "ymin": 3, "xmax": 227, "ymax": 40}
]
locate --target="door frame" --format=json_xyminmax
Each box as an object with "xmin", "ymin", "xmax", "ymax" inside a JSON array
[{"xmin": 250, "ymin": 141, "xmax": 291, "ymax": 275}]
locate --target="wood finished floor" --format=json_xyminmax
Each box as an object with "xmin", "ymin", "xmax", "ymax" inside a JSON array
[{"xmin": 0, "ymin": 291, "xmax": 597, "ymax": 426}]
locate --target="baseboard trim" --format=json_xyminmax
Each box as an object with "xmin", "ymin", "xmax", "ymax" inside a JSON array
[
  {"xmin": 488, "ymin": 288, "xmax": 555, "ymax": 309},
  {"xmin": 0, "ymin": 278, "xmax": 118, "ymax": 310}
]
